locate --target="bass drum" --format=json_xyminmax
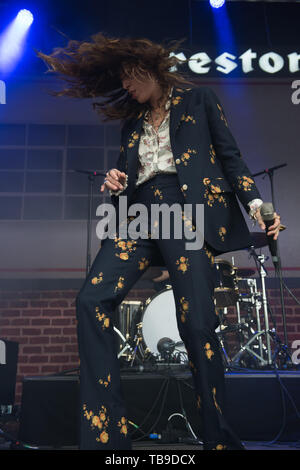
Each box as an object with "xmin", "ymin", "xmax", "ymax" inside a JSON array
[{"xmin": 137, "ymin": 287, "xmax": 187, "ymax": 363}]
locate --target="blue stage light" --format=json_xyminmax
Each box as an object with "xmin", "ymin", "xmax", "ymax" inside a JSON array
[
  {"xmin": 0, "ymin": 9, "xmax": 34, "ymax": 74},
  {"xmin": 210, "ymin": 0, "xmax": 225, "ymax": 9},
  {"xmin": 16, "ymin": 9, "xmax": 34, "ymax": 27}
]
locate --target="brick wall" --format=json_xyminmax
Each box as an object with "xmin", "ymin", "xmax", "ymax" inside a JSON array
[
  {"xmin": 0, "ymin": 286, "xmax": 299, "ymax": 405},
  {"xmin": 0, "ymin": 287, "xmax": 155, "ymax": 405}
]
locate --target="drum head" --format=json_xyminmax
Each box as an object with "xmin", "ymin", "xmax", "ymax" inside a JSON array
[{"xmin": 141, "ymin": 288, "xmax": 186, "ymax": 358}]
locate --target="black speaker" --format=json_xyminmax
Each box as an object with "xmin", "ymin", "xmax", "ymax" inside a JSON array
[
  {"xmin": 19, "ymin": 375, "xmax": 79, "ymax": 447},
  {"xmin": 18, "ymin": 370, "xmax": 300, "ymax": 447},
  {"xmin": 0, "ymin": 338, "xmax": 19, "ymax": 405}
]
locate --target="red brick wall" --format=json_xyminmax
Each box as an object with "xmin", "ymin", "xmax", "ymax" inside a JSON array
[
  {"xmin": 0, "ymin": 286, "xmax": 299, "ymax": 405},
  {"xmin": 0, "ymin": 288, "xmax": 155, "ymax": 405}
]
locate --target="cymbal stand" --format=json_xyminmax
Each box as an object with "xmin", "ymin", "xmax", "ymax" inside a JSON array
[
  {"xmin": 232, "ymin": 256, "xmax": 263, "ymax": 357},
  {"xmin": 237, "ymin": 277, "xmax": 264, "ymax": 359},
  {"xmin": 231, "ymin": 250, "xmax": 273, "ymax": 367}
]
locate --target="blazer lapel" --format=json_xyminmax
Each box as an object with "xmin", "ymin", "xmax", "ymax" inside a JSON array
[
  {"xmin": 125, "ymin": 111, "xmax": 145, "ymax": 185},
  {"xmin": 169, "ymin": 87, "xmax": 190, "ymax": 150}
]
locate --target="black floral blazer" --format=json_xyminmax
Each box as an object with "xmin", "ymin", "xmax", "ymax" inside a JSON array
[{"xmin": 110, "ymin": 86, "xmax": 261, "ymax": 254}]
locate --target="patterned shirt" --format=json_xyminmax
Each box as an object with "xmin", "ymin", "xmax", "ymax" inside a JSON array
[{"xmin": 135, "ymin": 94, "xmax": 177, "ymax": 186}]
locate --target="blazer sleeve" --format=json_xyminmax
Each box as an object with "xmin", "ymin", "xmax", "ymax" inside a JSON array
[
  {"xmin": 110, "ymin": 122, "xmax": 128, "ymax": 208},
  {"xmin": 203, "ymin": 86, "xmax": 262, "ymax": 211}
]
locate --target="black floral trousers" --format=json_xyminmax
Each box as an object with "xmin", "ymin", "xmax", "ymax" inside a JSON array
[{"xmin": 76, "ymin": 173, "xmax": 243, "ymax": 450}]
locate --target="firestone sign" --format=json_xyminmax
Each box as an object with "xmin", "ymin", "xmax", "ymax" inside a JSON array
[{"xmin": 172, "ymin": 48, "xmax": 300, "ymax": 75}]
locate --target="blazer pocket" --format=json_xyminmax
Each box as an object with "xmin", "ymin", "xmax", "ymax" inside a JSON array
[{"xmin": 204, "ymin": 177, "xmax": 233, "ymax": 193}]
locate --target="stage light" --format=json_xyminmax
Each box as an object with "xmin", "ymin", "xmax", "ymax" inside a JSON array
[
  {"xmin": 210, "ymin": 0, "xmax": 225, "ymax": 9},
  {"xmin": 0, "ymin": 9, "xmax": 34, "ymax": 74},
  {"xmin": 16, "ymin": 9, "xmax": 34, "ymax": 27}
]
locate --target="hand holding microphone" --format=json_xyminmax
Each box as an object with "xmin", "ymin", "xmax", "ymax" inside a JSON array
[
  {"xmin": 254, "ymin": 202, "xmax": 282, "ymax": 268},
  {"xmin": 254, "ymin": 202, "xmax": 281, "ymax": 240}
]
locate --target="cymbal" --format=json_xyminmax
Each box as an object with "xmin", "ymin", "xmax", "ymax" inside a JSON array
[{"xmin": 235, "ymin": 268, "xmax": 256, "ymax": 277}]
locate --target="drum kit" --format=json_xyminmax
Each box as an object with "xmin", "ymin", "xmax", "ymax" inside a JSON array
[{"xmin": 114, "ymin": 232, "xmax": 288, "ymax": 371}]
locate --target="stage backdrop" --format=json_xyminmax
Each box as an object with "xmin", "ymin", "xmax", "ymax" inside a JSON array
[{"xmin": 0, "ymin": 0, "xmax": 299, "ymax": 284}]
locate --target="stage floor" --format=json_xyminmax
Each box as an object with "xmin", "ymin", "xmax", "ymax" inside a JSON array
[
  {"xmin": 132, "ymin": 440, "xmax": 300, "ymax": 451},
  {"xmin": 0, "ymin": 441, "xmax": 299, "ymax": 451}
]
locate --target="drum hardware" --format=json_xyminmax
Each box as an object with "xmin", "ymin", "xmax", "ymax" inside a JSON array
[
  {"xmin": 216, "ymin": 255, "xmax": 269, "ymax": 367},
  {"xmin": 213, "ymin": 252, "xmax": 273, "ymax": 368},
  {"xmin": 226, "ymin": 249, "xmax": 290, "ymax": 368},
  {"xmin": 118, "ymin": 300, "xmax": 142, "ymax": 342},
  {"xmin": 214, "ymin": 259, "xmax": 239, "ymax": 308},
  {"xmin": 113, "ymin": 327, "xmax": 134, "ymax": 360},
  {"xmin": 235, "ymin": 277, "xmax": 264, "ymax": 358}
]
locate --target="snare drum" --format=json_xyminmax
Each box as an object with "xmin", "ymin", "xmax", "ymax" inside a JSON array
[{"xmin": 214, "ymin": 259, "xmax": 238, "ymax": 308}]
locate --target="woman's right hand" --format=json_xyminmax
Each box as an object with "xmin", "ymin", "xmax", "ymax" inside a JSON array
[{"xmin": 100, "ymin": 169, "xmax": 127, "ymax": 192}]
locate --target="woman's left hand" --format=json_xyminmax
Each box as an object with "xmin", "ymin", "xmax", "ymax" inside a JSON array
[{"xmin": 255, "ymin": 209, "xmax": 281, "ymax": 240}]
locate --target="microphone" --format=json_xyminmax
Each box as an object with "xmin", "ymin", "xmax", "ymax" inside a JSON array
[
  {"xmin": 260, "ymin": 202, "xmax": 279, "ymax": 269},
  {"xmin": 157, "ymin": 337, "xmax": 175, "ymax": 359}
]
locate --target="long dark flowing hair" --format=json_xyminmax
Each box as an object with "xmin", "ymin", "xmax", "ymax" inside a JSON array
[{"xmin": 36, "ymin": 33, "xmax": 193, "ymax": 121}]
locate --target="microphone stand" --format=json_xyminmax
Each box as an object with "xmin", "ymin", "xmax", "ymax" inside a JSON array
[
  {"xmin": 51, "ymin": 170, "xmax": 106, "ymax": 379},
  {"xmin": 74, "ymin": 169, "xmax": 106, "ymax": 276},
  {"xmin": 251, "ymin": 163, "xmax": 290, "ymax": 360}
]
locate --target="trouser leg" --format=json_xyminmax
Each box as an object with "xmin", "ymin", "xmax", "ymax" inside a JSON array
[
  {"xmin": 76, "ymin": 233, "xmax": 156, "ymax": 450},
  {"xmin": 151, "ymin": 177, "xmax": 242, "ymax": 450},
  {"xmin": 157, "ymin": 235, "xmax": 228, "ymax": 449}
]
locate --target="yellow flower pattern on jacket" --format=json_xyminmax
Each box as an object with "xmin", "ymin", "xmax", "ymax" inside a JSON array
[
  {"xmin": 204, "ymin": 342, "xmax": 214, "ymax": 360},
  {"xmin": 176, "ymin": 256, "xmax": 189, "ymax": 274},
  {"xmin": 178, "ymin": 148, "xmax": 197, "ymax": 166},
  {"xmin": 99, "ymin": 373, "xmax": 111, "ymax": 388},
  {"xmin": 218, "ymin": 226, "xmax": 227, "ymax": 242},
  {"xmin": 209, "ymin": 144, "xmax": 216, "ymax": 164},
  {"xmin": 96, "ymin": 307, "xmax": 110, "ymax": 330},
  {"xmin": 151, "ymin": 186, "xmax": 163, "ymax": 200},
  {"xmin": 138, "ymin": 257, "xmax": 150, "ymax": 271},
  {"xmin": 91, "ymin": 272, "xmax": 104, "ymax": 285},
  {"xmin": 114, "ymin": 237, "xmax": 137, "ymax": 261},
  {"xmin": 171, "ymin": 95, "xmax": 183, "ymax": 106},
  {"xmin": 83, "ymin": 404, "xmax": 110, "ymax": 444},
  {"xmin": 128, "ymin": 131, "xmax": 139, "ymax": 148},
  {"xmin": 180, "ymin": 113, "xmax": 196, "ymax": 124},
  {"xmin": 117, "ymin": 416, "xmax": 128, "ymax": 437},
  {"xmin": 114, "ymin": 276, "xmax": 125, "ymax": 292},
  {"xmin": 213, "ymin": 444, "xmax": 227, "ymax": 451},
  {"xmin": 217, "ymin": 103, "xmax": 228, "ymax": 127},
  {"xmin": 237, "ymin": 175, "xmax": 255, "ymax": 192},
  {"xmin": 203, "ymin": 178, "xmax": 228, "ymax": 208},
  {"xmin": 179, "ymin": 296, "xmax": 189, "ymax": 323}
]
